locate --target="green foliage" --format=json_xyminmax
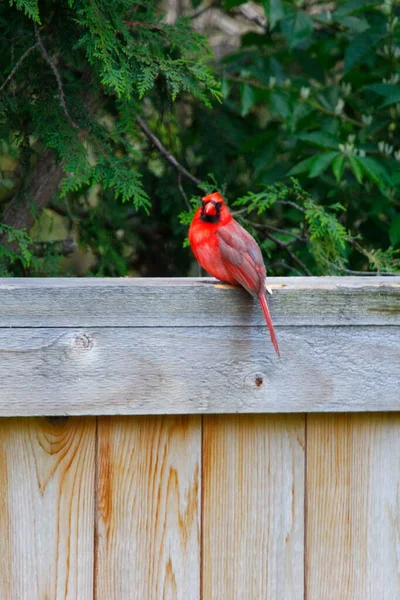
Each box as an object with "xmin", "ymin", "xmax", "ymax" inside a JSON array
[
  {"xmin": 2, "ymin": 0, "xmax": 219, "ymax": 213},
  {"xmin": 10, "ymin": 0, "xmax": 40, "ymax": 22},
  {"xmin": 228, "ymin": 179, "xmax": 397, "ymax": 275},
  {"xmin": 0, "ymin": 0, "xmax": 222, "ymax": 276},
  {"xmin": 304, "ymin": 200, "xmax": 348, "ymax": 274},
  {"xmin": 281, "ymin": 11, "xmax": 314, "ymax": 49},
  {"xmin": 1, "ymin": 0, "xmax": 399, "ymax": 277},
  {"xmin": 230, "ymin": 180, "xmax": 350, "ymax": 274},
  {"xmin": 74, "ymin": 2, "xmax": 220, "ymax": 104},
  {"xmin": 0, "ymin": 224, "xmax": 32, "ymax": 274},
  {"xmin": 264, "ymin": 0, "xmax": 285, "ymax": 31},
  {"xmin": 202, "ymin": 0, "xmax": 400, "ymax": 275}
]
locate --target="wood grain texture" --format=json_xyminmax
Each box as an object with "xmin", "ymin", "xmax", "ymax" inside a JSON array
[
  {"xmin": 202, "ymin": 415, "xmax": 305, "ymax": 600},
  {"xmin": 0, "ymin": 326, "xmax": 399, "ymax": 415},
  {"xmin": 0, "ymin": 277, "xmax": 399, "ymax": 327},
  {"xmin": 96, "ymin": 416, "xmax": 201, "ymax": 600},
  {"xmin": 0, "ymin": 417, "xmax": 96, "ymax": 600},
  {"xmin": 306, "ymin": 414, "xmax": 400, "ymax": 600}
]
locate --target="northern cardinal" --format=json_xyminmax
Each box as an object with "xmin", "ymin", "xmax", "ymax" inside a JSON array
[{"xmin": 189, "ymin": 191, "xmax": 280, "ymax": 357}]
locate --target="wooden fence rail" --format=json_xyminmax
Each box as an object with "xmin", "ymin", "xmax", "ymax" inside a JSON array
[
  {"xmin": 0, "ymin": 276, "xmax": 399, "ymax": 414},
  {"xmin": 0, "ymin": 277, "xmax": 399, "ymax": 599}
]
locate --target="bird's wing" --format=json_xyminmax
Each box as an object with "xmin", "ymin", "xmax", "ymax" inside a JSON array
[{"xmin": 216, "ymin": 221, "xmax": 266, "ymax": 295}]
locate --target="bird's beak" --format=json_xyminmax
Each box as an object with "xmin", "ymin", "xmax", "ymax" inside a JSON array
[{"xmin": 204, "ymin": 202, "xmax": 217, "ymax": 216}]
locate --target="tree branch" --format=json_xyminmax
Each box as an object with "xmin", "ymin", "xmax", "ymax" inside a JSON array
[
  {"xmin": 247, "ymin": 220, "xmax": 307, "ymax": 242},
  {"xmin": 265, "ymin": 231, "xmax": 312, "ymax": 275},
  {"xmin": 276, "ymin": 199, "xmax": 306, "ymax": 213},
  {"xmin": 32, "ymin": 238, "xmax": 77, "ymax": 257},
  {"xmin": 124, "ymin": 20, "xmax": 165, "ymax": 33},
  {"xmin": 269, "ymin": 259, "xmax": 304, "ymax": 276},
  {"xmin": 189, "ymin": 2, "xmax": 217, "ymax": 20},
  {"xmin": 340, "ymin": 268, "xmax": 398, "ymax": 276},
  {"xmin": 266, "ymin": 224, "xmax": 307, "ymax": 241},
  {"xmin": 233, "ymin": 4, "xmax": 266, "ymax": 29},
  {"xmin": 177, "ymin": 174, "xmax": 192, "ymax": 210},
  {"xmin": 0, "ymin": 35, "xmax": 102, "ymax": 250},
  {"xmin": 0, "ymin": 41, "xmax": 39, "ymax": 93},
  {"xmin": 34, "ymin": 23, "xmax": 79, "ymax": 129},
  {"xmin": 136, "ymin": 117, "xmax": 201, "ymax": 187},
  {"xmin": 0, "ymin": 148, "xmax": 65, "ymax": 244},
  {"xmin": 0, "ymin": 42, "xmax": 39, "ymax": 92}
]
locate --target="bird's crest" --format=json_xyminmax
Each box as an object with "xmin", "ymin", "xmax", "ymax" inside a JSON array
[{"xmin": 202, "ymin": 192, "xmax": 225, "ymax": 204}]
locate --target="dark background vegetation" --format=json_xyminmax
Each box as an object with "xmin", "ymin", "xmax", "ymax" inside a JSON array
[{"xmin": 1, "ymin": 0, "xmax": 400, "ymax": 277}]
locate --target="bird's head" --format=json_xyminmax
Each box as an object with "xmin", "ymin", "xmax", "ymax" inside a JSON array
[{"xmin": 200, "ymin": 192, "xmax": 231, "ymax": 225}]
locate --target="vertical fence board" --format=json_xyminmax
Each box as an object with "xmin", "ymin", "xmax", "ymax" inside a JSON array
[
  {"xmin": 0, "ymin": 417, "xmax": 96, "ymax": 600},
  {"xmin": 306, "ymin": 414, "xmax": 400, "ymax": 600},
  {"xmin": 202, "ymin": 415, "xmax": 305, "ymax": 600},
  {"xmin": 96, "ymin": 416, "xmax": 201, "ymax": 600}
]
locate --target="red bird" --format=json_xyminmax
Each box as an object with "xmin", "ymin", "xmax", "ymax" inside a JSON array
[{"xmin": 189, "ymin": 191, "xmax": 280, "ymax": 357}]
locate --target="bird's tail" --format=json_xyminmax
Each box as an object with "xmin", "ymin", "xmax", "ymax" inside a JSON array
[{"xmin": 258, "ymin": 292, "xmax": 280, "ymax": 357}]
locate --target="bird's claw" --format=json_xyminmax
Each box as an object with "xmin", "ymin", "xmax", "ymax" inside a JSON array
[{"xmin": 265, "ymin": 286, "xmax": 273, "ymax": 295}]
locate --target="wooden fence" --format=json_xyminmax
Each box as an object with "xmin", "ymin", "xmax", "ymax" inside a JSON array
[{"xmin": 0, "ymin": 276, "xmax": 399, "ymax": 599}]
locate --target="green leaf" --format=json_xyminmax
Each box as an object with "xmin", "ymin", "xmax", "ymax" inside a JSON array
[
  {"xmin": 289, "ymin": 103, "xmax": 313, "ymax": 132},
  {"xmin": 239, "ymin": 131, "xmax": 273, "ymax": 152},
  {"xmin": 221, "ymin": 79, "xmax": 231, "ymax": 100},
  {"xmin": 392, "ymin": 171, "xmax": 400, "ymax": 187},
  {"xmin": 332, "ymin": 155, "xmax": 345, "ymax": 182},
  {"xmin": 380, "ymin": 90, "xmax": 400, "ymax": 107},
  {"xmin": 241, "ymin": 84, "xmax": 256, "ymax": 116},
  {"xmin": 335, "ymin": 16, "xmax": 370, "ymax": 33},
  {"xmin": 296, "ymin": 132, "xmax": 338, "ymax": 150},
  {"xmin": 287, "ymin": 156, "xmax": 316, "ymax": 176},
  {"xmin": 309, "ymin": 152, "xmax": 339, "ymax": 178},
  {"xmin": 363, "ymin": 83, "xmax": 399, "ymax": 96},
  {"xmin": 344, "ymin": 28, "xmax": 385, "ymax": 72},
  {"xmin": 364, "ymin": 84, "xmax": 400, "ymax": 106},
  {"xmin": 264, "ymin": 0, "xmax": 285, "ymax": 30},
  {"xmin": 334, "ymin": 0, "xmax": 381, "ymax": 18},
  {"xmin": 389, "ymin": 214, "xmax": 400, "ymax": 247},
  {"xmin": 358, "ymin": 156, "xmax": 392, "ymax": 192},
  {"xmin": 348, "ymin": 155, "xmax": 364, "ymax": 183},
  {"xmin": 269, "ymin": 91, "xmax": 291, "ymax": 119},
  {"xmin": 280, "ymin": 11, "xmax": 314, "ymax": 49}
]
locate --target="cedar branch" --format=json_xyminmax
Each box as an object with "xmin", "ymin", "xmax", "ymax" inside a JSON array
[
  {"xmin": 264, "ymin": 231, "xmax": 312, "ymax": 275},
  {"xmin": 34, "ymin": 24, "xmax": 79, "ymax": 130},
  {"xmin": 0, "ymin": 42, "xmax": 39, "ymax": 93},
  {"xmin": 124, "ymin": 20, "xmax": 165, "ymax": 33},
  {"xmin": 136, "ymin": 117, "xmax": 201, "ymax": 186},
  {"xmin": 177, "ymin": 174, "xmax": 192, "ymax": 210}
]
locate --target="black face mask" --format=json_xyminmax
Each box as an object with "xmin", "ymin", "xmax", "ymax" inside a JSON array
[{"xmin": 200, "ymin": 202, "xmax": 221, "ymax": 224}]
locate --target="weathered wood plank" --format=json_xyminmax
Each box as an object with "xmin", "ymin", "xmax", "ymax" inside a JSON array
[
  {"xmin": 202, "ymin": 415, "xmax": 305, "ymax": 600},
  {"xmin": 0, "ymin": 277, "xmax": 399, "ymax": 327},
  {"xmin": 306, "ymin": 414, "xmax": 400, "ymax": 600},
  {"xmin": 95, "ymin": 416, "xmax": 201, "ymax": 600},
  {"xmin": 0, "ymin": 326, "xmax": 398, "ymax": 415},
  {"xmin": 0, "ymin": 417, "xmax": 96, "ymax": 600}
]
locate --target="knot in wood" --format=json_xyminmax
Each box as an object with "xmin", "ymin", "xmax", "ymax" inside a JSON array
[
  {"xmin": 72, "ymin": 333, "xmax": 93, "ymax": 350},
  {"xmin": 244, "ymin": 372, "xmax": 267, "ymax": 389},
  {"xmin": 255, "ymin": 375, "xmax": 264, "ymax": 388}
]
